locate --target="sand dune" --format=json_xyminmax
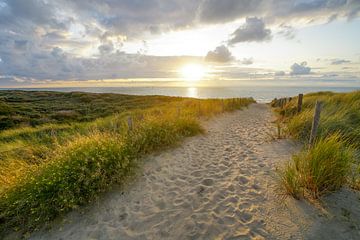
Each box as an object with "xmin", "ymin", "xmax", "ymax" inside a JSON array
[{"xmin": 29, "ymin": 104, "xmax": 360, "ymax": 240}]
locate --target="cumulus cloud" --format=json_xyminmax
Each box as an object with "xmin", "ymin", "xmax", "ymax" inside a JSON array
[
  {"xmin": 331, "ymin": 59, "xmax": 351, "ymax": 65},
  {"xmin": 228, "ymin": 17, "xmax": 272, "ymax": 45},
  {"xmin": 290, "ymin": 62, "xmax": 311, "ymax": 75},
  {"xmin": 205, "ymin": 45, "xmax": 234, "ymax": 63}
]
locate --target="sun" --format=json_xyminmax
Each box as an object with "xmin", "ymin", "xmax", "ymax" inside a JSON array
[{"xmin": 180, "ymin": 64, "xmax": 206, "ymax": 81}]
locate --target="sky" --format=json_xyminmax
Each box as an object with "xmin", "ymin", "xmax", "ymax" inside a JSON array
[{"xmin": 0, "ymin": 0, "xmax": 359, "ymax": 87}]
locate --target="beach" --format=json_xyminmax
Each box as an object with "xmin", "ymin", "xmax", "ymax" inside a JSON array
[
  {"xmin": 23, "ymin": 104, "xmax": 358, "ymax": 239},
  {"xmin": 11, "ymin": 104, "xmax": 354, "ymax": 239},
  {"xmin": 3, "ymin": 1, "xmax": 360, "ymax": 239}
]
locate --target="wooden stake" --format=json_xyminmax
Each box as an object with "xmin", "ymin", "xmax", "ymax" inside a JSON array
[
  {"xmin": 198, "ymin": 102, "xmax": 201, "ymax": 115},
  {"xmin": 309, "ymin": 101, "xmax": 322, "ymax": 146},
  {"xmin": 297, "ymin": 94, "xmax": 303, "ymax": 113},
  {"xmin": 277, "ymin": 122, "xmax": 281, "ymax": 139},
  {"xmin": 127, "ymin": 116, "xmax": 133, "ymax": 131},
  {"xmin": 273, "ymin": 98, "xmax": 278, "ymax": 107},
  {"xmin": 177, "ymin": 106, "xmax": 181, "ymax": 117}
]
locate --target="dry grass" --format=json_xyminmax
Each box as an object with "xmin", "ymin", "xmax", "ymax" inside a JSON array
[
  {"xmin": 273, "ymin": 91, "xmax": 360, "ymax": 199},
  {"xmin": 0, "ymin": 95, "xmax": 254, "ymax": 235}
]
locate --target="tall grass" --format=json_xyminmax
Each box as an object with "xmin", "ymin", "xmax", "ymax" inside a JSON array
[
  {"xmin": 273, "ymin": 91, "xmax": 360, "ymax": 199},
  {"xmin": 0, "ymin": 96, "xmax": 254, "ymax": 235},
  {"xmin": 279, "ymin": 134, "xmax": 354, "ymax": 199},
  {"xmin": 274, "ymin": 91, "xmax": 360, "ymax": 147}
]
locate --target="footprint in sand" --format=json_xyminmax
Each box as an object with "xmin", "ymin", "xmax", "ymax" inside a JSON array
[
  {"xmin": 237, "ymin": 176, "xmax": 250, "ymax": 184},
  {"xmin": 202, "ymin": 178, "xmax": 214, "ymax": 186}
]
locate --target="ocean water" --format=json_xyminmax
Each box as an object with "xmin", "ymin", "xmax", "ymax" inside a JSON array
[{"xmin": 2, "ymin": 80, "xmax": 360, "ymax": 103}]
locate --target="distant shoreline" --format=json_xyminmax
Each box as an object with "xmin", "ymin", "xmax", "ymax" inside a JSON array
[{"xmin": 1, "ymin": 85, "xmax": 360, "ymax": 103}]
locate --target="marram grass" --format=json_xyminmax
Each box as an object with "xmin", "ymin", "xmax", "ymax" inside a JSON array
[
  {"xmin": 0, "ymin": 95, "xmax": 254, "ymax": 235},
  {"xmin": 279, "ymin": 134, "xmax": 354, "ymax": 199},
  {"xmin": 273, "ymin": 91, "xmax": 360, "ymax": 147},
  {"xmin": 273, "ymin": 91, "xmax": 360, "ymax": 199}
]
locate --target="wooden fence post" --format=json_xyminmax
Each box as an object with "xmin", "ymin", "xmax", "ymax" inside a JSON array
[
  {"xmin": 198, "ymin": 102, "xmax": 201, "ymax": 115},
  {"xmin": 177, "ymin": 106, "xmax": 181, "ymax": 117},
  {"xmin": 127, "ymin": 116, "xmax": 133, "ymax": 131},
  {"xmin": 273, "ymin": 98, "xmax": 278, "ymax": 107},
  {"xmin": 297, "ymin": 94, "xmax": 303, "ymax": 113},
  {"xmin": 277, "ymin": 121, "xmax": 281, "ymax": 139},
  {"xmin": 139, "ymin": 114, "xmax": 144, "ymax": 121},
  {"xmin": 309, "ymin": 101, "xmax": 322, "ymax": 146}
]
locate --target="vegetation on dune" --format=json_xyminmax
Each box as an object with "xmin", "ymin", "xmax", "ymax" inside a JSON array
[
  {"xmin": 272, "ymin": 91, "xmax": 360, "ymax": 199},
  {"xmin": 273, "ymin": 91, "xmax": 360, "ymax": 147},
  {"xmin": 0, "ymin": 90, "xmax": 185, "ymax": 130},
  {"xmin": 0, "ymin": 90, "xmax": 254, "ymax": 235},
  {"xmin": 280, "ymin": 134, "xmax": 354, "ymax": 199}
]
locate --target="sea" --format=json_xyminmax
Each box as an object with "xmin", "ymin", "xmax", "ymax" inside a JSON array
[{"xmin": 2, "ymin": 79, "xmax": 360, "ymax": 103}]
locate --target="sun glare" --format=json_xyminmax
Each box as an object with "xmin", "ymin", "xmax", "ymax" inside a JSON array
[{"xmin": 180, "ymin": 64, "xmax": 206, "ymax": 81}]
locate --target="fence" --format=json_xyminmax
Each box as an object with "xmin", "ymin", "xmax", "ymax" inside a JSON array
[{"xmin": 272, "ymin": 93, "xmax": 322, "ymax": 146}]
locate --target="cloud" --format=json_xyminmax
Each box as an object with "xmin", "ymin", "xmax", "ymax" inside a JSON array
[
  {"xmin": 98, "ymin": 43, "xmax": 115, "ymax": 55},
  {"xmin": 198, "ymin": 0, "xmax": 261, "ymax": 24},
  {"xmin": 0, "ymin": 45, "xmax": 203, "ymax": 81},
  {"xmin": 228, "ymin": 17, "xmax": 272, "ymax": 45},
  {"xmin": 205, "ymin": 45, "xmax": 234, "ymax": 63},
  {"xmin": 322, "ymin": 73, "xmax": 339, "ymax": 78},
  {"xmin": 51, "ymin": 47, "xmax": 65, "ymax": 58},
  {"xmin": 277, "ymin": 25, "xmax": 296, "ymax": 39},
  {"xmin": 331, "ymin": 59, "xmax": 351, "ymax": 65},
  {"xmin": 0, "ymin": 0, "xmax": 359, "ymax": 83},
  {"xmin": 275, "ymin": 71, "xmax": 286, "ymax": 76},
  {"xmin": 290, "ymin": 62, "xmax": 311, "ymax": 75},
  {"xmin": 241, "ymin": 58, "xmax": 254, "ymax": 65},
  {"xmin": 198, "ymin": 0, "xmax": 360, "ymax": 25}
]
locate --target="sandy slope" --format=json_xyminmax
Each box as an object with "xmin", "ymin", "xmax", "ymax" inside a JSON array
[{"xmin": 29, "ymin": 104, "xmax": 360, "ymax": 240}]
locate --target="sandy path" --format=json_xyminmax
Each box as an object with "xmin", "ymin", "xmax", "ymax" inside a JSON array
[{"xmin": 29, "ymin": 104, "xmax": 360, "ymax": 240}]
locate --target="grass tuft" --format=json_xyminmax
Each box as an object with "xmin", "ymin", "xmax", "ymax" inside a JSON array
[{"xmin": 279, "ymin": 134, "xmax": 355, "ymax": 199}]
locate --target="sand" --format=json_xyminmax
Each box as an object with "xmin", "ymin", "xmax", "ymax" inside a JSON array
[{"xmin": 28, "ymin": 104, "xmax": 360, "ymax": 240}]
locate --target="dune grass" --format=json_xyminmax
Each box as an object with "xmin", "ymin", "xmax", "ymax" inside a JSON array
[
  {"xmin": 0, "ymin": 92, "xmax": 254, "ymax": 235},
  {"xmin": 0, "ymin": 90, "xmax": 185, "ymax": 130},
  {"xmin": 273, "ymin": 91, "xmax": 360, "ymax": 146},
  {"xmin": 279, "ymin": 134, "xmax": 354, "ymax": 199},
  {"xmin": 272, "ymin": 91, "xmax": 360, "ymax": 199}
]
